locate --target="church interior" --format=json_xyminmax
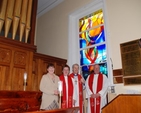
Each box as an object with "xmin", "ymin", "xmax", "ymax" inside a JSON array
[{"xmin": 0, "ymin": 0, "xmax": 141, "ymax": 112}]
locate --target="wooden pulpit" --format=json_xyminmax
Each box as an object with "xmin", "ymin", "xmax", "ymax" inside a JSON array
[{"xmin": 102, "ymin": 94, "xmax": 141, "ymax": 113}]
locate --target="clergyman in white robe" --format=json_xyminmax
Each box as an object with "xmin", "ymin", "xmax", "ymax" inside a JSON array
[{"xmin": 85, "ymin": 72, "xmax": 109, "ymax": 113}]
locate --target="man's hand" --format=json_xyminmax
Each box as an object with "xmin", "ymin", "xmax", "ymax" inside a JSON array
[
  {"xmin": 90, "ymin": 93, "xmax": 100, "ymax": 98},
  {"xmin": 81, "ymin": 78, "xmax": 85, "ymax": 84}
]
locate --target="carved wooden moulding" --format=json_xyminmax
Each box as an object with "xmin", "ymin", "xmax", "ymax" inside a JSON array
[
  {"xmin": 14, "ymin": 51, "xmax": 27, "ymax": 66},
  {"xmin": 0, "ymin": 47, "xmax": 11, "ymax": 64}
]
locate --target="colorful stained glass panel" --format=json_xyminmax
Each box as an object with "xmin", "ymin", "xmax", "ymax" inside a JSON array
[
  {"xmin": 79, "ymin": 9, "xmax": 104, "ymax": 32},
  {"xmin": 79, "ymin": 9, "xmax": 105, "ymax": 48},
  {"xmin": 80, "ymin": 44, "xmax": 106, "ymax": 66},
  {"xmin": 79, "ymin": 26, "xmax": 105, "ymax": 48},
  {"xmin": 79, "ymin": 9, "xmax": 108, "ymax": 79}
]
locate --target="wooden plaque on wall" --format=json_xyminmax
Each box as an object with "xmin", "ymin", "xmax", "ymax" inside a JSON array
[{"xmin": 120, "ymin": 39, "xmax": 141, "ymax": 85}]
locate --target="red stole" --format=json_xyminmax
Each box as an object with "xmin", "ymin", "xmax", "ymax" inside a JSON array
[
  {"xmin": 88, "ymin": 73, "xmax": 103, "ymax": 113},
  {"xmin": 59, "ymin": 75, "xmax": 73, "ymax": 108},
  {"xmin": 69, "ymin": 73, "xmax": 83, "ymax": 113}
]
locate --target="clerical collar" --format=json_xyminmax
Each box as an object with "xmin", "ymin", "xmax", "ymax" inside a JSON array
[
  {"xmin": 74, "ymin": 74, "xmax": 77, "ymax": 76},
  {"xmin": 94, "ymin": 74, "xmax": 99, "ymax": 76}
]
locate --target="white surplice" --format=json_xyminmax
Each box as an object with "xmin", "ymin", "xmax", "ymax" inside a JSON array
[
  {"xmin": 72, "ymin": 75, "xmax": 81, "ymax": 113},
  {"xmin": 73, "ymin": 75, "xmax": 80, "ymax": 106},
  {"xmin": 85, "ymin": 74, "xmax": 109, "ymax": 113},
  {"xmin": 64, "ymin": 76, "xmax": 68, "ymax": 104}
]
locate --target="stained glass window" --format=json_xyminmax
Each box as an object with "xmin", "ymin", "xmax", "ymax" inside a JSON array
[
  {"xmin": 80, "ymin": 44, "xmax": 106, "ymax": 66},
  {"xmin": 79, "ymin": 9, "xmax": 108, "ymax": 79},
  {"xmin": 79, "ymin": 26, "xmax": 105, "ymax": 48},
  {"xmin": 79, "ymin": 9, "xmax": 105, "ymax": 48}
]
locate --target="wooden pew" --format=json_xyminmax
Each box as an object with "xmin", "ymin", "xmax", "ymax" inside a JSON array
[
  {"xmin": 0, "ymin": 90, "xmax": 42, "ymax": 112},
  {"xmin": 23, "ymin": 107, "xmax": 79, "ymax": 113},
  {"xmin": 102, "ymin": 94, "xmax": 141, "ymax": 113}
]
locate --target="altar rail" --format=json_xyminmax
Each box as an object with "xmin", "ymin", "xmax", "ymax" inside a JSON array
[{"xmin": 102, "ymin": 94, "xmax": 141, "ymax": 113}]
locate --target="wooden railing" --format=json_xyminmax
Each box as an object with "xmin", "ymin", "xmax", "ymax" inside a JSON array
[{"xmin": 102, "ymin": 94, "xmax": 141, "ymax": 113}]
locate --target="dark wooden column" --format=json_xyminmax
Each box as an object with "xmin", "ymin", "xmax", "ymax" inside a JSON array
[{"xmin": 29, "ymin": 0, "xmax": 38, "ymax": 45}]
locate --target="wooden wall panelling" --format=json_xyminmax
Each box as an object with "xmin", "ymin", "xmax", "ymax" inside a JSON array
[
  {"xmin": 0, "ymin": 38, "xmax": 67, "ymax": 91},
  {"xmin": 43, "ymin": 61, "xmax": 47, "ymax": 75},
  {"xmin": 12, "ymin": 67, "xmax": 26, "ymax": 90},
  {"xmin": 12, "ymin": 50, "xmax": 27, "ymax": 90},
  {"xmin": 12, "ymin": 50, "xmax": 35, "ymax": 91},
  {"xmin": 0, "ymin": 38, "xmax": 36, "ymax": 91},
  {"xmin": 11, "ymin": 49, "xmax": 35, "ymax": 91},
  {"xmin": 113, "ymin": 69, "xmax": 123, "ymax": 84},
  {"xmin": 31, "ymin": 59, "xmax": 37, "ymax": 91},
  {"xmin": 33, "ymin": 53, "xmax": 67, "ymax": 91},
  {"xmin": 0, "ymin": 66, "xmax": 10, "ymax": 90},
  {"xmin": 31, "ymin": 58, "xmax": 43, "ymax": 91},
  {"xmin": 27, "ymin": 51, "xmax": 34, "ymax": 90},
  {"xmin": 55, "ymin": 62, "xmax": 63, "ymax": 76},
  {"xmin": 0, "ymin": 46, "xmax": 12, "ymax": 90},
  {"xmin": 36, "ymin": 59, "xmax": 43, "ymax": 90}
]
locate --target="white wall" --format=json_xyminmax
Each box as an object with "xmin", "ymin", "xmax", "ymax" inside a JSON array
[
  {"xmin": 36, "ymin": 0, "xmax": 93, "ymax": 59},
  {"xmin": 106, "ymin": 0, "xmax": 141, "ymax": 69},
  {"xmin": 36, "ymin": 0, "xmax": 141, "ymax": 94},
  {"xmin": 105, "ymin": 0, "xmax": 141, "ymax": 94}
]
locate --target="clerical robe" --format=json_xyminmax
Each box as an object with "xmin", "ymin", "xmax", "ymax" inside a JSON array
[
  {"xmin": 59, "ymin": 75, "xmax": 74, "ymax": 108},
  {"xmin": 85, "ymin": 73, "xmax": 109, "ymax": 113},
  {"xmin": 69, "ymin": 73, "xmax": 83, "ymax": 113}
]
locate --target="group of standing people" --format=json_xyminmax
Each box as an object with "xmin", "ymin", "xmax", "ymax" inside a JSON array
[{"xmin": 39, "ymin": 63, "xmax": 109, "ymax": 113}]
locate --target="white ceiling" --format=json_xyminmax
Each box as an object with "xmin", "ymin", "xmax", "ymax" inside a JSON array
[{"xmin": 37, "ymin": 0, "xmax": 64, "ymax": 18}]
